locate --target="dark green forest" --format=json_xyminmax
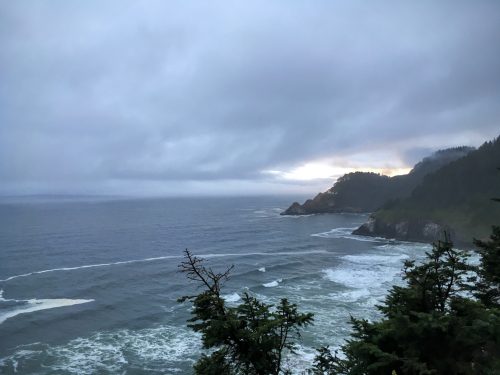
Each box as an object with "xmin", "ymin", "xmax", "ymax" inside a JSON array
[
  {"xmin": 375, "ymin": 138, "xmax": 500, "ymax": 243},
  {"xmin": 281, "ymin": 147, "xmax": 474, "ymax": 215}
]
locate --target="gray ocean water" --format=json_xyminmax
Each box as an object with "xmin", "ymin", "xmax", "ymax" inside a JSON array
[{"xmin": 0, "ymin": 196, "xmax": 430, "ymax": 374}]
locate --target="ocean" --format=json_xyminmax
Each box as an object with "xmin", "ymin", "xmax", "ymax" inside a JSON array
[{"xmin": 0, "ymin": 196, "xmax": 431, "ymax": 374}]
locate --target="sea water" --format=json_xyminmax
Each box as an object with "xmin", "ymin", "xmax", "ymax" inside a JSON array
[{"xmin": 0, "ymin": 196, "xmax": 431, "ymax": 374}]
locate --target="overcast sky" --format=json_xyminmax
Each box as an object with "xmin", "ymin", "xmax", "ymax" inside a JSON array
[{"xmin": 1, "ymin": 1, "xmax": 499, "ymax": 196}]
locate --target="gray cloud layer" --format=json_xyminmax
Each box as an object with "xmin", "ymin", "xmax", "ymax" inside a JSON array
[{"xmin": 1, "ymin": 1, "xmax": 499, "ymax": 195}]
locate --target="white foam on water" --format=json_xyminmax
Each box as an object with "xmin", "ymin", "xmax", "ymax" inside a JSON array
[
  {"xmin": 0, "ymin": 250, "xmax": 328, "ymax": 283},
  {"xmin": 322, "ymin": 248, "xmax": 417, "ymax": 308},
  {"xmin": 329, "ymin": 288, "xmax": 372, "ymax": 303},
  {"xmin": 282, "ymin": 344, "xmax": 318, "ymax": 374},
  {"xmin": 323, "ymin": 267, "xmax": 397, "ymax": 289},
  {"xmin": 251, "ymin": 238, "xmax": 431, "ymax": 365},
  {"xmin": 252, "ymin": 292, "xmax": 274, "ymax": 305},
  {"xmin": 252, "ymin": 208, "xmax": 285, "ymax": 218},
  {"xmin": 258, "ymin": 267, "xmax": 266, "ymax": 272},
  {"xmin": 263, "ymin": 278, "xmax": 283, "ymax": 288},
  {"xmin": 311, "ymin": 227, "xmax": 356, "ymax": 238},
  {"xmin": 323, "ymin": 252, "xmax": 409, "ymax": 289},
  {"xmin": 342, "ymin": 253, "xmax": 410, "ymax": 266},
  {"xmin": 0, "ymin": 349, "xmax": 43, "ymax": 373},
  {"xmin": 0, "ymin": 298, "xmax": 94, "ymax": 324},
  {"xmin": 279, "ymin": 213, "xmax": 317, "ymax": 218},
  {"xmin": 0, "ymin": 325, "xmax": 202, "ymax": 374},
  {"xmin": 263, "ymin": 281, "xmax": 279, "ymax": 287},
  {"xmin": 222, "ymin": 292, "xmax": 241, "ymax": 303},
  {"xmin": 311, "ymin": 227, "xmax": 386, "ymax": 243},
  {"xmin": 0, "ymin": 289, "xmax": 23, "ymax": 303},
  {"xmin": 376, "ymin": 242, "xmax": 431, "ymax": 251},
  {"xmin": 350, "ymin": 234, "xmax": 388, "ymax": 242}
]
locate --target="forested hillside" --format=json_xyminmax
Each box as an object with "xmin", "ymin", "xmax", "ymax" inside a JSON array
[
  {"xmin": 355, "ymin": 137, "xmax": 500, "ymax": 244},
  {"xmin": 281, "ymin": 147, "xmax": 473, "ymax": 215}
]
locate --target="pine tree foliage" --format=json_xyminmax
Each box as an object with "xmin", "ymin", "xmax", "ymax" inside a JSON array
[
  {"xmin": 311, "ymin": 234, "xmax": 500, "ymax": 375},
  {"xmin": 472, "ymin": 172, "xmax": 500, "ymax": 308},
  {"xmin": 473, "ymin": 225, "xmax": 500, "ymax": 308},
  {"xmin": 374, "ymin": 138, "xmax": 500, "ymax": 244},
  {"xmin": 178, "ymin": 249, "xmax": 314, "ymax": 375}
]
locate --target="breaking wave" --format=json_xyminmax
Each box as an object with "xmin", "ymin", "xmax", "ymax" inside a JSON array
[
  {"xmin": 0, "ymin": 298, "xmax": 94, "ymax": 325},
  {"xmin": 0, "ymin": 289, "xmax": 94, "ymax": 325},
  {"xmin": 311, "ymin": 227, "xmax": 386, "ymax": 242},
  {"xmin": 263, "ymin": 278, "xmax": 283, "ymax": 288},
  {"xmin": 0, "ymin": 325, "xmax": 201, "ymax": 374}
]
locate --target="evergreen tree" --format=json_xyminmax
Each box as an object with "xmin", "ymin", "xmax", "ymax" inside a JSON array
[
  {"xmin": 178, "ymin": 250, "xmax": 314, "ymax": 375},
  {"xmin": 473, "ymin": 227, "xmax": 500, "ymax": 307},
  {"xmin": 311, "ymin": 234, "xmax": 500, "ymax": 374},
  {"xmin": 473, "ymin": 194, "xmax": 500, "ymax": 308}
]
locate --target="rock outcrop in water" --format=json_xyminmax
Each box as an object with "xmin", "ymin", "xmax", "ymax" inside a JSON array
[{"xmin": 281, "ymin": 147, "xmax": 474, "ymax": 216}]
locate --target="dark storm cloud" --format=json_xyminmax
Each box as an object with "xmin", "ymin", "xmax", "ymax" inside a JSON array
[{"xmin": 1, "ymin": 1, "xmax": 499, "ymax": 195}]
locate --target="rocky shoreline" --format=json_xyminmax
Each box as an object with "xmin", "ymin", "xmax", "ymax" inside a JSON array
[
  {"xmin": 351, "ymin": 216, "xmax": 465, "ymax": 246},
  {"xmin": 281, "ymin": 139, "xmax": 499, "ymax": 247}
]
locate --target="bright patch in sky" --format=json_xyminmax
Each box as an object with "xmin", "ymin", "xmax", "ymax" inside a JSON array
[{"xmin": 265, "ymin": 163, "xmax": 411, "ymax": 181}]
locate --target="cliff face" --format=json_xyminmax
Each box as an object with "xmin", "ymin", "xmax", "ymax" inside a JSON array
[
  {"xmin": 353, "ymin": 217, "xmax": 452, "ymax": 244},
  {"xmin": 281, "ymin": 147, "xmax": 474, "ymax": 216}
]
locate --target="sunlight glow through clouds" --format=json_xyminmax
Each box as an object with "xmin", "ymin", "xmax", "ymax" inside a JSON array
[{"xmin": 264, "ymin": 163, "xmax": 411, "ymax": 182}]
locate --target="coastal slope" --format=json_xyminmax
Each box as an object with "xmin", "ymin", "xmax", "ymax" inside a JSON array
[
  {"xmin": 354, "ymin": 137, "xmax": 500, "ymax": 245},
  {"xmin": 281, "ymin": 147, "xmax": 474, "ymax": 215}
]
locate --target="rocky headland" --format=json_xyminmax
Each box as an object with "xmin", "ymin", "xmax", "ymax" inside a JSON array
[
  {"xmin": 282, "ymin": 136, "xmax": 500, "ymax": 245},
  {"xmin": 282, "ymin": 146, "xmax": 474, "ymax": 216}
]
